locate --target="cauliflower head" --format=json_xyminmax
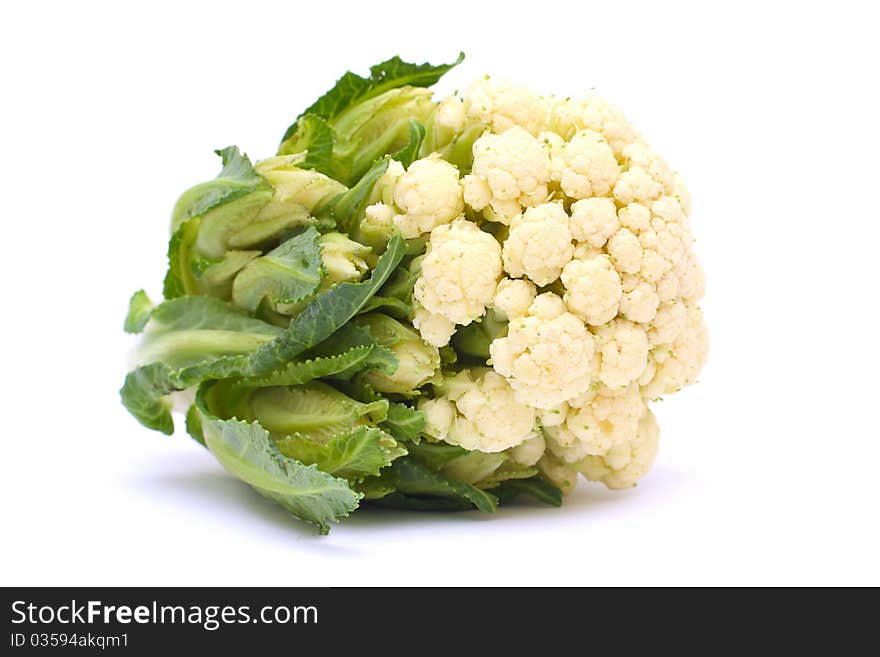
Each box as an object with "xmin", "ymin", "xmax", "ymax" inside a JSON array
[
  {"xmin": 406, "ymin": 75, "xmax": 707, "ymax": 494},
  {"xmin": 123, "ymin": 54, "xmax": 711, "ymax": 533}
]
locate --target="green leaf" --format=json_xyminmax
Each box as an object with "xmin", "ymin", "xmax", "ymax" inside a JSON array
[
  {"xmin": 124, "ymin": 290, "xmax": 154, "ymax": 334},
  {"xmin": 280, "ymin": 54, "xmax": 463, "ymax": 185},
  {"xmin": 275, "ymin": 426, "xmax": 406, "ymax": 482},
  {"xmin": 323, "ymin": 158, "xmax": 389, "ymax": 234},
  {"xmin": 231, "ymin": 226, "xmax": 324, "ymax": 313},
  {"xmin": 381, "ymin": 403, "xmax": 425, "ymax": 443},
  {"xmin": 331, "ymin": 378, "xmax": 383, "ymax": 404},
  {"xmin": 213, "ymin": 380, "xmax": 389, "ymax": 445},
  {"xmin": 122, "ymin": 237, "xmax": 406, "ymax": 435},
  {"xmin": 392, "ymin": 457, "xmax": 498, "ymax": 513},
  {"xmin": 406, "ymin": 442, "xmax": 469, "ymax": 471},
  {"xmin": 308, "ymin": 323, "xmax": 397, "ymax": 380},
  {"xmin": 368, "ymin": 492, "xmax": 473, "ymax": 511},
  {"xmin": 133, "ymin": 296, "xmax": 282, "ymax": 370},
  {"xmin": 492, "ymin": 477, "xmax": 564, "ymax": 507},
  {"xmin": 170, "ymin": 146, "xmax": 271, "ymax": 235},
  {"xmin": 441, "ymin": 451, "xmax": 508, "ymax": 485},
  {"xmin": 245, "ymin": 234, "xmax": 407, "ymax": 374},
  {"xmin": 286, "ymin": 114, "xmax": 337, "ymax": 178},
  {"xmin": 164, "ymin": 147, "xmax": 276, "ymax": 299},
  {"xmin": 163, "ymin": 217, "xmax": 200, "ymax": 299},
  {"xmin": 452, "ymin": 311, "xmax": 508, "ymax": 361},
  {"xmin": 194, "ymin": 250, "xmax": 261, "ymax": 297},
  {"xmin": 196, "ymin": 386, "xmax": 360, "ymax": 533},
  {"xmin": 378, "ymin": 258, "xmax": 421, "ymax": 305},
  {"xmin": 241, "ymin": 346, "xmax": 374, "ymax": 387},
  {"xmin": 392, "ymin": 120, "xmax": 426, "ymax": 168},
  {"xmin": 358, "ymin": 295, "xmax": 411, "ymax": 320},
  {"xmin": 120, "ymin": 363, "xmax": 177, "ymax": 435},
  {"xmin": 283, "ymin": 53, "xmax": 465, "ymax": 137},
  {"xmin": 475, "ymin": 461, "xmax": 538, "ymax": 488},
  {"xmin": 354, "ymin": 313, "xmax": 440, "ymax": 395},
  {"xmin": 354, "ymin": 468, "xmax": 400, "ymax": 500},
  {"xmin": 185, "ymin": 404, "xmax": 205, "ymax": 446}
]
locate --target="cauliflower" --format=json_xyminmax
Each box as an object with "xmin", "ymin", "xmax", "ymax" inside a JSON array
[
  {"xmin": 362, "ymin": 156, "xmax": 463, "ymax": 240},
  {"xmin": 640, "ymin": 303, "xmax": 708, "ymax": 398},
  {"xmin": 412, "ymin": 303, "xmax": 457, "ymax": 348},
  {"xmin": 502, "ymin": 202, "xmax": 574, "ymax": 286},
  {"xmin": 412, "ymin": 218, "xmax": 503, "ymax": 341},
  {"xmin": 402, "ymin": 78, "xmax": 705, "ymax": 495},
  {"xmin": 536, "ymin": 454, "xmax": 579, "ymax": 494},
  {"xmin": 569, "ymin": 197, "xmax": 619, "ymax": 248},
  {"xmin": 578, "ymin": 408, "xmax": 660, "ymax": 489},
  {"xmin": 507, "ymin": 432, "xmax": 546, "ymax": 467},
  {"xmin": 390, "ymin": 155, "xmax": 464, "ymax": 238},
  {"xmin": 128, "ymin": 56, "xmax": 710, "ymax": 533},
  {"xmin": 489, "ymin": 293, "xmax": 596, "ymax": 409},
  {"xmin": 547, "ymin": 92, "xmax": 640, "ymax": 158},
  {"xmin": 420, "ymin": 369, "xmax": 537, "ymax": 453},
  {"xmin": 462, "ymin": 77, "xmax": 548, "ymax": 137},
  {"xmin": 550, "ymin": 129, "xmax": 620, "ymax": 199},
  {"xmin": 561, "ymin": 252, "xmax": 621, "ymax": 326},
  {"xmin": 463, "ymin": 127, "xmax": 552, "ymax": 223},
  {"xmin": 493, "ymin": 277, "xmax": 537, "ymax": 320},
  {"xmin": 544, "ymin": 384, "xmax": 647, "ymax": 462}
]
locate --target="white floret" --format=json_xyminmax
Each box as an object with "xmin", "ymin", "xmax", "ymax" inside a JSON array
[
  {"xmin": 502, "ymin": 202, "xmax": 573, "ymax": 286},
  {"xmin": 622, "ymin": 142, "xmax": 675, "ymax": 193},
  {"xmin": 619, "ymin": 280, "xmax": 660, "ymax": 323},
  {"xmin": 463, "ymin": 77, "xmax": 548, "ymax": 136},
  {"xmin": 489, "ymin": 292, "xmax": 596, "ymax": 409},
  {"xmin": 391, "ymin": 154, "xmax": 464, "ymax": 238},
  {"xmin": 539, "ymin": 403, "xmax": 569, "ymax": 428},
  {"xmin": 507, "ymin": 432, "xmax": 546, "ymax": 467},
  {"xmin": 434, "ymin": 95, "xmax": 466, "ymax": 134},
  {"xmin": 607, "ymin": 228, "xmax": 643, "ymax": 274},
  {"xmin": 591, "ymin": 319, "xmax": 649, "ymax": 388},
  {"xmin": 613, "ymin": 167, "xmax": 664, "ymax": 205},
  {"xmin": 363, "ymin": 202, "xmax": 395, "ymax": 228},
  {"xmin": 428, "ymin": 369, "xmax": 538, "ymax": 453},
  {"xmin": 368, "ymin": 159, "xmax": 406, "ymax": 206},
  {"xmin": 618, "ymin": 202, "xmax": 652, "ymax": 234},
  {"xmin": 577, "ymin": 407, "xmax": 660, "ymax": 489},
  {"xmin": 412, "ymin": 303, "xmax": 457, "ymax": 348},
  {"xmin": 569, "ymin": 198, "xmax": 619, "ymax": 247},
  {"xmin": 551, "ymin": 129, "xmax": 620, "ymax": 200},
  {"xmin": 640, "ymin": 303, "xmax": 708, "ymax": 398},
  {"xmin": 536, "ymin": 454, "xmax": 579, "ymax": 494},
  {"xmin": 493, "ymin": 278, "xmax": 537, "ymax": 320},
  {"xmin": 547, "ymin": 93, "xmax": 641, "ymax": 157},
  {"xmin": 544, "ymin": 384, "xmax": 647, "ymax": 462},
  {"xmin": 561, "ymin": 253, "xmax": 622, "ymax": 326},
  {"xmin": 419, "ymin": 397, "xmax": 456, "ymax": 441},
  {"xmin": 413, "ymin": 218, "xmax": 502, "ymax": 330},
  {"xmin": 648, "ymin": 300, "xmax": 686, "ymax": 347},
  {"xmin": 463, "ymin": 127, "xmax": 552, "ymax": 224}
]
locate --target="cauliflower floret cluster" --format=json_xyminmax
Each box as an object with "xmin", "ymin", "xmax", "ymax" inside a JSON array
[
  {"xmin": 463, "ymin": 127, "xmax": 552, "ymax": 223},
  {"xmin": 403, "ymin": 77, "xmax": 707, "ymax": 493},
  {"xmin": 543, "ymin": 383, "xmax": 647, "ymax": 463},
  {"xmin": 412, "ymin": 218, "xmax": 502, "ymax": 346},
  {"xmin": 461, "ymin": 76, "xmax": 548, "ymax": 137},
  {"xmin": 364, "ymin": 155, "xmax": 463, "ymax": 239},
  {"xmin": 489, "ymin": 293, "xmax": 596, "ymax": 409},
  {"xmin": 502, "ymin": 202, "xmax": 574, "ymax": 286},
  {"xmin": 419, "ymin": 369, "xmax": 538, "ymax": 453}
]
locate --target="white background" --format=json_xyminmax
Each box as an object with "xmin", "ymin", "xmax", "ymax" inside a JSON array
[{"xmin": 2, "ymin": 0, "xmax": 878, "ymax": 586}]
